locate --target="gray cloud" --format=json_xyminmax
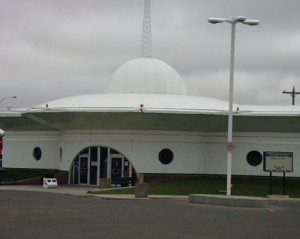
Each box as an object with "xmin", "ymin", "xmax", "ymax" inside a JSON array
[{"xmin": 0, "ymin": 0, "xmax": 300, "ymax": 109}]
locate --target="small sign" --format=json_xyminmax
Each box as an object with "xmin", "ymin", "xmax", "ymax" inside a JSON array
[
  {"xmin": 263, "ymin": 151, "xmax": 293, "ymax": 172},
  {"xmin": 226, "ymin": 143, "xmax": 234, "ymax": 152},
  {"xmin": 43, "ymin": 178, "xmax": 57, "ymax": 189}
]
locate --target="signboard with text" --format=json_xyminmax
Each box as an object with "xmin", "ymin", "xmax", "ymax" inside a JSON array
[{"xmin": 263, "ymin": 151, "xmax": 293, "ymax": 172}]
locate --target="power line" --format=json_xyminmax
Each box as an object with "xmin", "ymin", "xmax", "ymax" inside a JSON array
[{"xmin": 282, "ymin": 86, "xmax": 300, "ymax": 106}]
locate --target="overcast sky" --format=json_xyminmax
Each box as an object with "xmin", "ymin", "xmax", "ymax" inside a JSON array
[{"xmin": 0, "ymin": 0, "xmax": 300, "ymax": 109}]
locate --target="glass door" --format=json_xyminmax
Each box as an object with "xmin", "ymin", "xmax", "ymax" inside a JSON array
[
  {"xmin": 79, "ymin": 155, "xmax": 88, "ymax": 185},
  {"xmin": 111, "ymin": 156, "xmax": 123, "ymax": 182},
  {"xmin": 123, "ymin": 158, "xmax": 131, "ymax": 177}
]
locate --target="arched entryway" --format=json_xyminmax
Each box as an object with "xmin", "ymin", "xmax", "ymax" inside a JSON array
[{"xmin": 69, "ymin": 146, "xmax": 136, "ymax": 187}]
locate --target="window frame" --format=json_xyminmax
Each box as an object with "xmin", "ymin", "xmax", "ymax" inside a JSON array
[{"xmin": 158, "ymin": 148, "xmax": 174, "ymax": 165}]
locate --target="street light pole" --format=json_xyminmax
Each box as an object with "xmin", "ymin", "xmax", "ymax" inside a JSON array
[
  {"xmin": 208, "ymin": 16, "xmax": 259, "ymax": 196},
  {"xmin": 226, "ymin": 22, "xmax": 236, "ymax": 196}
]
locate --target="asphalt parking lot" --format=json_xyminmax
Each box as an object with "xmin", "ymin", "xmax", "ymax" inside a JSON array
[{"xmin": 0, "ymin": 190, "xmax": 300, "ymax": 239}]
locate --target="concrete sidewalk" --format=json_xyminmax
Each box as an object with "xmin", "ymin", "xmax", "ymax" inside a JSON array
[
  {"xmin": 0, "ymin": 185, "xmax": 91, "ymax": 196},
  {"xmin": 0, "ymin": 185, "xmax": 188, "ymax": 200},
  {"xmin": 1, "ymin": 185, "xmax": 299, "ymax": 204}
]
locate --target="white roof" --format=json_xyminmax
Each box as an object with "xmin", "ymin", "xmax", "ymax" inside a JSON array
[
  {"xmin": 0, "ymin": 111, "xmax": 23, "ymax": 117},
  {"xmin": 107, "ymin": 58, "xmax": 187, "ymax": 95},
  {"xmin": 0, "ymin": 93, "xmax": 300, "ymax": 117},
  {"xmin": 26, "ymin": 93, "xmax": 300, "ymax": 116},
  {"xmin": 238, "ymin": 105, "xmax": 300, "ymax": 116},
  {"xmin": 32, "ymin": 93, "xmax": 230, "ymax": 114}
]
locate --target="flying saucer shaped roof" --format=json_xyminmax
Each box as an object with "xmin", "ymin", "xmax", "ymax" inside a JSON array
[
  {"xmin": 107, "ymin": 58, "xmax": 187, "ymax": 95},
  {"xmin": 29, "ymin": 93, "xmax": 300, "ymax": 116},
  {"xmin": 32, "ymin": 93, "xmax": 230, "ymax": 114}
]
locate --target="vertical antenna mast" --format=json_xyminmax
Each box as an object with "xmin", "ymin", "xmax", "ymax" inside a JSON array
[{"xmin": 141, "ymin": 0, "xmax": 152, "ymax": 58}]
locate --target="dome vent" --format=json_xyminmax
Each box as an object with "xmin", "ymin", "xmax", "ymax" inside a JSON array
[{"xmin": 107, "ymin": 58, "xmax": 187, "ymax": 95}]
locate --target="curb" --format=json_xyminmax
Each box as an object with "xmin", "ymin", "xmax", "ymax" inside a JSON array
[
  {"xmin": 91, "ymin": 194, "xmax": 188, "ymax": 200},
  {"xmin": 189, "ymin": 194, "xmax": 268, "ymax": 208},
  {"xmin": 93, "ymin": 194, "xmax": 149, "ymax": 200}
]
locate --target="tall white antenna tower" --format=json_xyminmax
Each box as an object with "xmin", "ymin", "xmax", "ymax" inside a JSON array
[{"xmin": 141, "ymin": 0, "xmax": 152, "ymax": 58}]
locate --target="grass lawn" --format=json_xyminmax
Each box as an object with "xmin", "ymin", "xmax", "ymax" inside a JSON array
[
  {"xmin": 0, "ymin": 168, "xmax": 60, "ymax": 181},
  {"xmin": 91, "ymin": 176, "xmax": 300, "ymax": 198}
]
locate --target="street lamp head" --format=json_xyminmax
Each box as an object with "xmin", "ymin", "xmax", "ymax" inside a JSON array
[
  {"xmin": 208, "ymin": 18, "xmax": 227, "ymax": 24},
  {"xmin": 0, "ymin": 96, "xmax": 17, "ymax": 104},
  {"xmin": 242, "ymin": 19, "xmax": 259, "ymax": 26},
  {"xmin": 234, "ymin": 16, "xmax": 246, "ymax": 22},
  {"xmin": 209, "ymin": 16, "xmax": 259, "ymax": 26}
]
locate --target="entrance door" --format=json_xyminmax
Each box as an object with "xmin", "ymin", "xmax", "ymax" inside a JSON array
[
  {"xmin": 111, "ymin": 156, "xmax": 123, "ymax": 182},
  {"xmin": 79, "ymin": 155, "xmax": 88, "ymax": 185},
  {"xmin": 71, "ymin": 147, "xmax": 135, "ymax": 187}
]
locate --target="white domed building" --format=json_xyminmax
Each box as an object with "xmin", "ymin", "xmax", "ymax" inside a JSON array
[
  {"xmin": 108, "ymin": 58, "xmax": 187, "ymax": 95},
  {"xmin": 1, "ymin": 1, "xmax": 300, "ymax": 186}
]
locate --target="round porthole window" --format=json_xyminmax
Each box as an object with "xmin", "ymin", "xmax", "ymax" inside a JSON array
[
  {"xmin": 158, "ymin": 148, "xmax": 173, "ymax": 165},
  {"xmin": 33, "ymin": 147, "xmax": 42, "ymax": 161},
  {"xmin": 246, "ymin": 150, "xmax": 262, "ymax": 166}
]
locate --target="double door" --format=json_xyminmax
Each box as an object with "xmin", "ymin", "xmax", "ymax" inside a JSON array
[
  {"xmin": 111, "ymin": 155, "xmax": 132, "ymax": 181},
  {"xmin": 77, "ymin": 153, "xmax": 98, "ymax": 186},
  {"xmin": 73, "ymin": 148, "xmax": 133, "ymax": 186}
]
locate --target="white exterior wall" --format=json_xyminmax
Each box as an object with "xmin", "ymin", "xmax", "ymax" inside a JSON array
[
  {"xmin": 3, "ymin": 131, "xmax": 60, "ymax": 169},
  {"xmin": 3, "ymin": 130, "xmax": 300, "ymax": 177},
  {"xmin": 205, "ymin": 132, "xmax": 300, "ymax": 177},
  {"xmin": 60, "ymin": 130, "xmax": 206, "ymax": 174}
]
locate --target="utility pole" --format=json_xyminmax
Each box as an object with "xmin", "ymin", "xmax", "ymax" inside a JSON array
[{"xmin": 282, "ymin": 86, "xmax": 300, "ymax": 105}]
